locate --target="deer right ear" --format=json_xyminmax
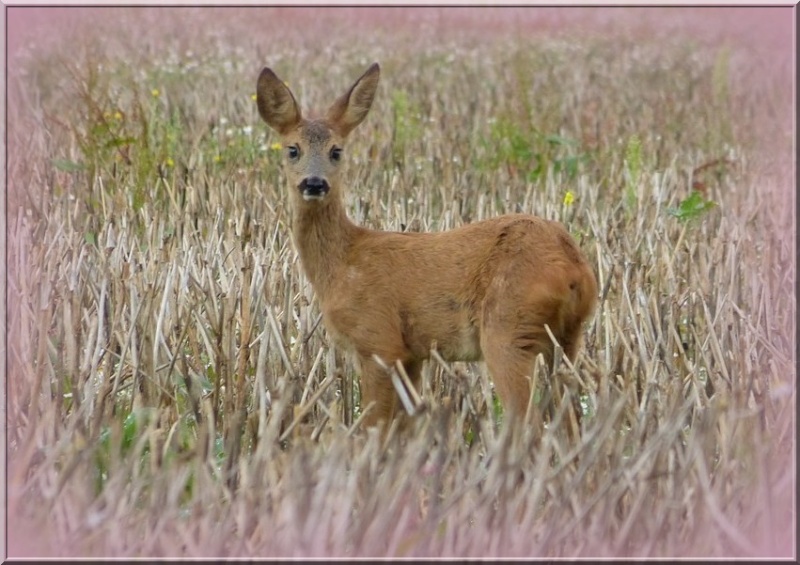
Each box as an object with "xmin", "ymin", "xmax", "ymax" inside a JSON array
[
  {"xmin": 326, "ymin": 62, "xmax": 380, "ymax": 137},
  {"xmin": 256, "ymin": 67, "xmax": 301, "ymax": 134}
]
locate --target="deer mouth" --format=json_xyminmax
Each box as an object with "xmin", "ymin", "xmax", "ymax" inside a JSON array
[{"xmin": 299, "ymin": 177, "xmax": 330, "ymax": 201}]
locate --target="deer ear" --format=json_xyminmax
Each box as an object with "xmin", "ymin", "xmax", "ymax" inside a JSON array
[
  {"xmin": 256, "ymin": 67, "xmax": 301, "ymax": 134},
  {"xmin": 326, "ymin": 63, "xmax": 380, "ymax": 137}
]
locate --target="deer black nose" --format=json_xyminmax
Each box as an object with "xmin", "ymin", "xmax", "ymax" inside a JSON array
[
  {"xmin": 299, "ymin": 176, "xmax": 330, "ymax": 201},
  {"xmin": 305, "ymin": 177, "xmax": 325, "ymax": 190}
]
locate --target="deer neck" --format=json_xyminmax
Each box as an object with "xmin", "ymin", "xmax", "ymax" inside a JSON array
[{"xmin": 291, "ymin": 195, "xmax": 358, "ymax": 298}]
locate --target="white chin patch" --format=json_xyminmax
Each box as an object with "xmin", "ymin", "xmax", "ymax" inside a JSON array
[{"xmin": 302, "ymin": 192, "xmax": 326, "ymax": 201}]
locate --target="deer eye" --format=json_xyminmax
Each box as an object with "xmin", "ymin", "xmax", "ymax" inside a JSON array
[
  {"xmin": 330, "ymin": 147, "xmax": 342, "ymax": 162},
  {"xmin": 287, "ymin": 145, "xmax": 300, "ymax": 160}
]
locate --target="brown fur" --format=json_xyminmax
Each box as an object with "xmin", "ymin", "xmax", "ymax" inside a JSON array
[{"xmin": 256, "ymin": 63, "xmax": 598, "ymax": 431}]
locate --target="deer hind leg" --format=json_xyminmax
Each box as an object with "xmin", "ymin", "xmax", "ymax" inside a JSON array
[
  {"xmin": 481, "ymin": 276, "xmax": 592, "ymax": 445},
  {"xmin": 480, "ymin": 315, "xmax": 551, "ymax": 433},
  {"xmin": 479, "ymin": 280, "xmax": 568, "ymax": 430}
]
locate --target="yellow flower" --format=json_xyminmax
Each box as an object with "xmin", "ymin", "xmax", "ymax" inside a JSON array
[
  {"xmin": 166, "ymin": 158, "xmax": 174, "ymax": 167},
  {"xmin": 214, "ymin": 155, "xmax": 221, "ymax": 163},
  {"xmin": 151, "ymin": 88, "xmax": 160, "ymax": 97},
  {"xmin": 114, "ymin": 111, "xmax": 123, "ymax": 121},
  {"xmin": 270, "ymin": 142, "xmax": 282, "ymax": 151},
  {"xmin": 251, "ymin": 93, "xmax": 257, "ymax": 101},
  {"xmin": 563, "ymin": 191, "xmax": 575, "ymax": 206}
]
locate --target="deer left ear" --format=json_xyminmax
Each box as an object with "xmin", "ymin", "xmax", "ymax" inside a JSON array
[
  {"xmin": 326, "ymin": 63, "xmax": 380, "ymax": 137},
  {"xmin": 257, "ymin": 67, "xmax": 302, "ymax": 135}
]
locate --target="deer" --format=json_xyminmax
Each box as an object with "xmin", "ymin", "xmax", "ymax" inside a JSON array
[{"xmin": 255, "ymin": 62, "xmax": 597, "ymax": 436}]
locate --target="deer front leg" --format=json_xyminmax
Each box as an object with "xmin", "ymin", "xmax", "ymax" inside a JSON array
[
  {"xmin": 357, "ymin": 356, "xmax": 399, "ymax": 430},
  {"xmin": 356, "ymin": 355, "xmax": 423, "ymax": 433}
]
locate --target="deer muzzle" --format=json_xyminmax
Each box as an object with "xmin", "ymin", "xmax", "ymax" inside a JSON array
[{"xmin": 299, "ymin": 176, "xmax": 330, "ymax": 201}]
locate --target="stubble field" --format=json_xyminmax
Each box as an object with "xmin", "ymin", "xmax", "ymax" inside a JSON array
[{"xmin": 5, "ymin": 6, "xmax": 796, "ymax": 558}]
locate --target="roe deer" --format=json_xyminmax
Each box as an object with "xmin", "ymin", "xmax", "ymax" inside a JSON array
[{"xmin": 256, "ymin": 62, "xmax": 597, "ymax": 433}]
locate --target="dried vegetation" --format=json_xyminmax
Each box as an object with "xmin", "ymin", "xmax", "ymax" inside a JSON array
[{"xmin": 5, "ymin": 7, "xmax": 795, "ymax": 558}]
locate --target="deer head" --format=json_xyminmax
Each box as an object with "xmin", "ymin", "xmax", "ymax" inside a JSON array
[{"xmin": 256, "ymin": 63, "xmax": 380, "ymax": 206}]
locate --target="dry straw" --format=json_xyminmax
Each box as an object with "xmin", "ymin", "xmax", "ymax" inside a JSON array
[{"xmin": 5, "ymin": 7, "xmax": 795, "ymax": 559}]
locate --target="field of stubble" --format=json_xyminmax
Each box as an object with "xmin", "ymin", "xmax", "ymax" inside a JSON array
[{"xmin": 5, "ymin": 7, "xmax": 795, "ymax": 559}]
